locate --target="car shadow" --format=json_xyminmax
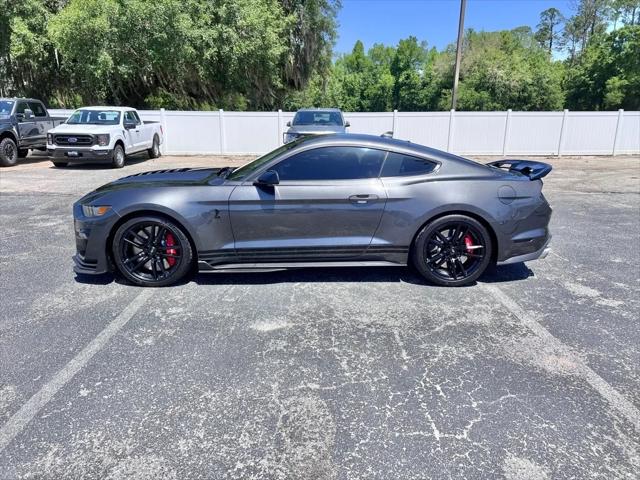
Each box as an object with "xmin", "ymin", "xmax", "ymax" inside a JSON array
[
  {"xmin": 55, "ymin": 152, "xmax": 150, "ymax": 170},
  {"xmin": 74, "ymin": 263, "xmax": 534, "ymax": 287}
]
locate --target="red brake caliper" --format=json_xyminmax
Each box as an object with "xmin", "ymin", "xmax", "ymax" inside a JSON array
[
  {"xmin": 463, "ymin": 234, "xmax": 474, "ymax": 254},
  {"xmin": 165, "ymin": 233, "xmax": 177, "ymax": 266}
]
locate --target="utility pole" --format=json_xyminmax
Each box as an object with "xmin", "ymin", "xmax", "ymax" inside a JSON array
[{"xmin": 451, "ymin": 0, "xmax": 467, "ymax": 110}]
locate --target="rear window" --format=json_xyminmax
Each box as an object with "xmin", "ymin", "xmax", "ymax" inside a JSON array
[{"xmin": 381, "ymin": 152, "xmax": 438, "ymax": 177}]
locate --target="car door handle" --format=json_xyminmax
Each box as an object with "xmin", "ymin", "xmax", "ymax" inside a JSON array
[{"xmin": 349, "ymin": 194, "xmax": 378, "ymax": 204}]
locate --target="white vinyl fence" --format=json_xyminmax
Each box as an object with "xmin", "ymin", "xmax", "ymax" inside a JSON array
[{"xmin": 49, "ymin": 109, "xmax": 640, "ymax": 156}]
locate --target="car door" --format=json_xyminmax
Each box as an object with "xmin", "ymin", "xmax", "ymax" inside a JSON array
[
  {"xmin": 123, "ymin": 111, "xmax": 142, "ymax": 151},
  {"xmin": 16, "ymin": 101, "xmax": 39, "ymax": 148},
  {"xmin": 132, "ymin": 111, "xmax": 152, "ymax": 149},
  {"xmin": 28, "ymin": 101, "xmax": 49, "ymax": 147},
  {"xmin": 228, "ymin": 145, "xmax": 388, "ymax": 262}
]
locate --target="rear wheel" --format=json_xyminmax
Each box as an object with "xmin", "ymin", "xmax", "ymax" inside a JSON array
[
  {"xmin": 147, "ymin": 135, "xmax": 160, "ymax": 159},
  {"xmin": 412, "ymin": 215, "xmax": 492, "ymax": 287},
  {"xmin": 112, "ymin": 144, "xmax": 125, "ymax": 168},
  {"xmin": 112, "ymin": 216, "xmax": 193, "ymax": 287},
  {"xmin": 0, "ymin": 138, "xmax": 18, "ymax": 167}
]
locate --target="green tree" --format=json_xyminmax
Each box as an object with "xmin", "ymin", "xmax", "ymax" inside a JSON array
[
  {"xmin": 535, "ymin": 7, "xmax": 565, "ymax": 55},
  {"xmin": 565, "ymin": 25, "xmax": 640, "ymax": 109}
]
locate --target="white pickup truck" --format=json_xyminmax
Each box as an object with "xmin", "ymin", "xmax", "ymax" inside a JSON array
[{"xmin": 47, "ymin": 106, "xmax": 163, "ymax": 168}]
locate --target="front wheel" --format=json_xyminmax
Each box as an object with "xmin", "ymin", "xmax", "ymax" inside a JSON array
[
  {"xmin": 147, "ymin": 135, "xmax": 160, "ymax": 159},
  {"xmin": 0, "ymin": 138, "xmax": 18, "ymax": 167},
  {"xmin": 412, "ymin": 215, "xmax": 492, "ymax": 287},
  {"xmin": 112, "ymin": 144, "xmax": 125, "ymax": 168},
  {"xmin": 112, "ymin": 216, "xmax": 194, "ymax": 287}
]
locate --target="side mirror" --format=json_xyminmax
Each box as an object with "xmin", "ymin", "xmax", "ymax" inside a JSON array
[
  {"xmin": 23, "ymin": 109, "xmax": 34, "ymax": 120},
  {"xmin": 345, "ymin": 121, "xmax": 350, "ymax": 128},
  {"xmin": 254, "ymin": 170, "xmax": 279, "ymax": 187},
  {"xmin": 286, "ymin": 121, "xmax": 291, "ymax": 127},
  {"xmin": 123, "ymin": 120, "xmax": 136, "ymax": 129}
]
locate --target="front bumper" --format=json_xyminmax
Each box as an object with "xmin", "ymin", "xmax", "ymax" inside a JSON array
[
  {"xmin": 49, "ymin": 147, "xmax": 113, "ymax": 163},
  {"xmin": 73, "ymin": 204, "xmax": 119, "ymax": 274}
]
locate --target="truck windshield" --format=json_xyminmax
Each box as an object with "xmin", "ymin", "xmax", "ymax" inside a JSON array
[
  {"xmin": 67, "ymin": 109, "xmax": 121, "ymax": 125},
  {"xmin": 0, "ymin": 100, "xmax": 15, "ymax": 115},
  {"xmin": 293, "ymin": 111, "xmax": 343, "ymax": 126}
]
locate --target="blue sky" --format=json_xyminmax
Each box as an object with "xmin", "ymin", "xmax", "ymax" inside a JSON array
[{"xmin": 335, "ymin": 0, "xmax": 574, "ymax": 54}]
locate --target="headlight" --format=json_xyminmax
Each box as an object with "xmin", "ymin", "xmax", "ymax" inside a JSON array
[
  {"xmin": 284, "ymin": 132, "xmax": 298, "ymax": 143},
  {"xmin": 82, "ymin": 205, "xmax": 111, "ymax": 217},
  {"xmin": 47, "ymin": 133, "xmax": 53, "ymax": 145},
  {"xmin": 96, "ymin": 134, "xmax": 110, "ymax": 147}
]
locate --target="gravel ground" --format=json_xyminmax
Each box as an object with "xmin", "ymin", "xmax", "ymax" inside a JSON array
[{"xmin": 0, "ymin": 151, "xmax": 639, "ymax": 479}]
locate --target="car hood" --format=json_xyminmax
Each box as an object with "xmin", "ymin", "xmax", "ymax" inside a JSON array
[
  {"xmin": 287, "ymin": 125, "xmax": 346, "ymax": 135},
  {"xmin": 51, "ymin": 123, "xmax": 118, "ymax": 134},
  {"xmin": 79, "ymin": 168, "xmax": 225, "ymax": 203}
]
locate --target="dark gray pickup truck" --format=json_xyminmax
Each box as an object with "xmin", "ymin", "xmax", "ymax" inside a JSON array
[{"xmin": 0, "ymin": 98, "xmax": 66, "ymax": 166}]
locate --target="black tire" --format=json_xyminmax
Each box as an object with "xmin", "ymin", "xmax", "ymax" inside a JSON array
[
  {"xmin": 17, "ymin": 148, "xmax": 29, "ymax": 158},
  {"xmin": 112, "ymin": 215, "xmax": 194, "ymax": 287},
  {"xmin": 52, "ymin": 161, "xmax": 68, "ymax": 168},
  {"xmin": 147, "ymin": 135, "xmax": 160, "ymax": 159},
  {"xmin": 412, "ymin": 214, "xmax": 493, "ymax": 287},
  {"xmin": 112, "ymin": 144, "xmax": 125, "ymax": 168},
  {"xmin": 0, "ymin": 137, "xmax": 18, "ymax": 167}
]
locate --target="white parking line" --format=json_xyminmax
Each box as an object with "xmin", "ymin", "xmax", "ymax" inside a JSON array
[
  {"xmin": 482, "ymin": 283, "xmax": 640, "ymax": 432},
  {"xmin": 0, "ymin": 289, "xmax": 154, "ymax": 453}
]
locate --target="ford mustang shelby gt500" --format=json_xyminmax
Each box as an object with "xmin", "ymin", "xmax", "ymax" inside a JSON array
[{"xmin": 73, "ymin": 134, "xmax": 552, "ymax": 287}]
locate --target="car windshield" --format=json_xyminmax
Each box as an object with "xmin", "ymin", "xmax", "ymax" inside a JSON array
[
  {"xmin": 227, "ymin": 137, "xmax": 308, "ymax": 181},
  {"xmin": 66, "ymin": 109, "xmax": 121, "ymax": 125},
  {"xmin": 0, "ymin": 100, "xmax": 15, "ymax": 116},
  {"xmin": 293, "ymin": 110, "xmax": 343, "ymax": 126}
]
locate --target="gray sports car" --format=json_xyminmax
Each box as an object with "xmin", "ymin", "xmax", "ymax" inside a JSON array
[{"xmin": 73, "ymin": 134, "xmax": 552, "ymax": 287}]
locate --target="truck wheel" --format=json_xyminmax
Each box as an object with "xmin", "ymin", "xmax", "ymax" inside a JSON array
[
  {"xmin": 0, "ymin": 138, "xmax": 19, "ymax": 167},
  {"xmin": 52, "ymin": 162, "xmax": 68, "ymax": 168},
  {"xmin": 18, "ymin": 148, "xmax": 29, "ymax": 158},
  {"xmin": 147, "ymin": 135, "xmax": 160, "ymax": 159},
  {"xmin": 112, "ymin": 144, "xmax": 125, "ymax": 168}
]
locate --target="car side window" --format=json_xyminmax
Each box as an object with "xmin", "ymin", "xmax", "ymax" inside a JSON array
[
  {"xmin": 28, "ymin": 102, "xmax": 47, "ymax": 117},
  {"xmin": 272, "ymin": 146, "xmax": 386, "ymax": 181},
  {"xmin": 124, "ymin": 111, "xmax": 138, "ymax": 124},
  {"xmin": 381, "ymin": 152, "xmax": 438, "ymax": 177},
  {"xmin": 16, "ymin": 102, "xmax": 28, "ymax": 114},
  {"xmin": 132, "ymin": 111, "xmax": 142, "ymax": 124}
]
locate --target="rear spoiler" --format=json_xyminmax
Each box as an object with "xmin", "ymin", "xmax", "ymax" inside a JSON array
[{"xmin": 486, "ymin": 160, "xmax": 552, "ymax": 181}]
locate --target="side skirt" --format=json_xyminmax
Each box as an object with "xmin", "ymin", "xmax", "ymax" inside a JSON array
[{"xmin": 197, "ymin": 260, "xmax": 406, "ymax": 273}]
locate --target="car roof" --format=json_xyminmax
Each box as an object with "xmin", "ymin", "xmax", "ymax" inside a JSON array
[
  {"xmin": 0, "ymin": 98, "xmax": 43, "ymax": 103},
  {"xmin": 291, "ymin": 133, "xmax": 475, "ymax": 165},
  {"xmin": 295, "ymin": 108, "xmax": 343, "ymax": 113},
  {"xmin": 74, "ymin": 106, "xmax": 135, "ymax": 112}
]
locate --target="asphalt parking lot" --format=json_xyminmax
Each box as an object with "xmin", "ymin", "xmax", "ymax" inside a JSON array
[{"xmin": 0, "ymin": 152, "xmax": 639, "ymax": 479}]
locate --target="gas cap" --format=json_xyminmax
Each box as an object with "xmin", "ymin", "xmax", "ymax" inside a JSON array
[{"xmin": 498, "ymin": 185, "xmax": 517, "ymax": 205}]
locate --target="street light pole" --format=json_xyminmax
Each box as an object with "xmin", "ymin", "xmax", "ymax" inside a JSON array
[{"xmin": 451, "ymin": 0, "xmax": 467, "ymax": 110}]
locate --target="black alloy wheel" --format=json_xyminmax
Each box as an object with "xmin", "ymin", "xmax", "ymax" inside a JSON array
[
  {"xmin": 413, "ymin": 215, "xmax": 492, "ymax": 286},
  {"xmin": 112, "ymin": 216, "xmax": 193, "ymax": 286}
]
